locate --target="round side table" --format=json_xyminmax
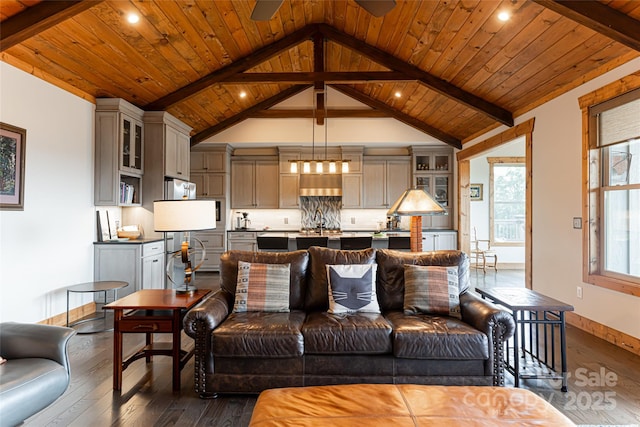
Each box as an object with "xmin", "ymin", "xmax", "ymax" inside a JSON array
[{"xmin": 66, "ymin": 281, "xmax": 129, "ymax": 334}]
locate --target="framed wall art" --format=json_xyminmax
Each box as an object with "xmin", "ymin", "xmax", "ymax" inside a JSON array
[
  {"xmin": 0, "ymin": 123, "xmax": 26, "ymax": 210},
  {"xmin": 470, "ymin": 183, "xmax": 483, "ymax": 201}
]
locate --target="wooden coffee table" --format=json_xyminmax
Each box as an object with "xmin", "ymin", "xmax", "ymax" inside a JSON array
[{"xmin": 104, "ymin": 289, "xmax": 211, "ymax": 391}]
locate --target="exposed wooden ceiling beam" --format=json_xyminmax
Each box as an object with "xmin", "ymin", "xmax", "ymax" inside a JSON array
[
  {"xmin": 191, "ymin": 85, "xmax": 312, "ymax": 146},
  {"xmin": 319, "ymin": 24, "xmax": 514, "ymax": 128},
  {"xmin": 222, "ymin": 71, "xmax": 412, "ymax": 83},
  {"xmin": 332, "ymin": 84, "xmax": 461, "ymax": 149},
  {"xmin": 146, "ymin": 25, "xmax": 319, "ymax": 111},
  {"xmin": 249, "ymin": 108, "xmax": 388, "ymax": 118},
  {"xmin": 0, "ymin": 0, "xmax": 104, "ymax": 52},
  {"xmin": 532, "ymin": 0, "xmax": 640, "ymax": 52}
]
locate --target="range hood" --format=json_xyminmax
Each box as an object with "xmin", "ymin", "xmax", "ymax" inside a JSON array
[{"xmin": 299, "ymin": 173, "xmax": 342, "ymax": 196}]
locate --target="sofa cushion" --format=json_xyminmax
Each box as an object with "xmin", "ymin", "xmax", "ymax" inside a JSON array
[
  {"xmin": 212, "ymin": 311, "xmax": 306, "ymax": 357},
  {"xmin": 306, "ymin": 247, "xmax": 376, "ymax": 311},
  {"xmin": 376, "ymin": 249, "xmax": 470, "ymax": 312},
  {"xmin": 302, "ymin": 311, "xmax": 392, "ymax": 354},
  {"xmin": 233, "ymin": 261, "xmax": 290, "ymax": 313},
  {"xmin": 404, "ymin": 264, "xmax": 461, "ymax": 319},
  {"xmin": 327, "ymin": 264, "xmax": 380, "ymax": 314},
  {"xmin": 220, "ymin": 250, "xmax": 309, "ymax": 310},
  {"xmin": 385, "ymin": 311, "xmax": 489, "ymax": 360}
]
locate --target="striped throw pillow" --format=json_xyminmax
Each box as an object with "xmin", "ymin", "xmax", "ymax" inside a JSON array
[
  {"xmin": 403, "ymin": 265, "xmax": 461, "ymax": 319},
  {"xmin": 233, "ymin": 261, "xmax": 291, "ymax": 312}
]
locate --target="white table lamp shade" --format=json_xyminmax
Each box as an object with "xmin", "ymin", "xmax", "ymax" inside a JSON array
[
  {"xmin": 154, "ymin": 200, "xmax": 216, "ymax": 232},
  {"xmin": 387, "ymin": 187, "xmax": 446, "ymax": 217}
]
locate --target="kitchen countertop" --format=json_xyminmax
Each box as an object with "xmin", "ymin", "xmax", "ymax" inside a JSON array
[
  {"xmin": 94, "ymin": 237, "xmax": 164, "ymax": 245},
  {"xmin": 255, "ymin": 231, "xmax": 410, "ymax": 240}
]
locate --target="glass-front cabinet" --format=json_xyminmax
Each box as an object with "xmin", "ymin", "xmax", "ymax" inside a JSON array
[
  {"xmin": 120, "ymin": 114, "xmax": 143, "ymax": 174},
  {"xmin": 412, "ymin": 147, "xmax": 453, "ymax": 229}
]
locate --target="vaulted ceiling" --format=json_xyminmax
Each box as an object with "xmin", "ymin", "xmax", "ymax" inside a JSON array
[{"xmin": 1, "ymin": 0, "xmax": 639, "ymax": 149}]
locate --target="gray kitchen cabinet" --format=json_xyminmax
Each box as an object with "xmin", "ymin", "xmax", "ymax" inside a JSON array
[
  {"xmin": 95, "ymin": 98, "xmax": 144, "ymax": 206},
  {"xmin": 231, "ymin": 159, "xmax": 278, "ymax": 208},
  {"xmin": 422, "ymin": 231, "xmax": 457, "ymax": 251},
  {"xmin": 191, "ymin": 150, "xmax": 228, "ymax": 173},
  {"xmin": 412, "ymin": 147, "xmax": 453, "ymax": 229},
  {"xmin": 342, "ymin": 174, "xmax": 363, "ymax": 208},
  {"xmin": 191, "ymin": 172, "xmax": 226, "ymax": 198},
  {"xmin": 279, "ymin": 174, "xmax": 300, "ymax": 208},
  {"xmin": 228, "ymin": 231, "xmax": 257, "ymax": 252},
  {"xmin": 363, "ymin": 157, "xmax": 410, "ymax": 208},
  {"xmin": 191, "ymin": 231, "xmax": 225, "ymax": 272},
  {"xmin": 94, "ymin": 240, "xmax": 166, "ymax": 297},
  {"xmin": 143, "ymin": 111, "xmax": 192, "ymax": 181}
]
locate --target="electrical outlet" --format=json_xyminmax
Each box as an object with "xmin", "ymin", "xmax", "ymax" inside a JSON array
[
  {"xmin": 351, "ymin": 217, "xmax": 356, "ymax": 224},
  {"xmin": 573, "ymin": 217, "xmax": 582, "ymax": 229},
  {"xmin": 284, "ymin": 217, "xmax": 288, "ymax": 225},
  {"xmin": 576, "ymin": 286, "xmax": 583, "ymax": 299}
]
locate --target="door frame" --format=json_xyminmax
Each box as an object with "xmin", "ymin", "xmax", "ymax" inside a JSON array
[{"xmin": 456, "ymin": 118, "xmax": 534, "ymax": 289}]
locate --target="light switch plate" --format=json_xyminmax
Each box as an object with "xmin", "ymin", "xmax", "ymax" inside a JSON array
[{"xmin": 573, "ymin": 217, "xmax": 582, "ymax": 229}]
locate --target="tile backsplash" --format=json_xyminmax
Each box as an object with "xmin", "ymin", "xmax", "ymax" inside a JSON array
[{"xmin": 300, "ymin": 197, "xmax": 341, "ymax": 229}]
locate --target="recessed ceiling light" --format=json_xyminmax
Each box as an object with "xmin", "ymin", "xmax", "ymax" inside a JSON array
[
  {"xmin": 497, "ymin": 11, "xmax": 510, "ymax": 22},
  {"xmin": 127, "ymin": 13, "xmax": 140, "ymax": 24},
  {"xmin": 394, "ymin": 91, "xmax": 402, "ymax": 98},
  {"xmin": 239, "ymin": 91, "xmax": 247, "ymax": 98}
]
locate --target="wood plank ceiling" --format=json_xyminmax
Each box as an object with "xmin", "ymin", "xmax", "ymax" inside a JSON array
[{"xmin": 1, "ymin": 0, "xmax": 639, "ymax": 148}]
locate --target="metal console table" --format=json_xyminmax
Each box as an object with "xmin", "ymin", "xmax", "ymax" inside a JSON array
[
  {"xmin": 66, "ymin": 280, "xmax": 129, "ymax": 334},
  {"xmin": 476, "ymin": 287, "xmax": 574, "ymax": 391}
]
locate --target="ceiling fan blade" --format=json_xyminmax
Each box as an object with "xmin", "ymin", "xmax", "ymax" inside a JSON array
[
  {"xmin": 355, "ymin": 0, "xmax": 397, "ymax": 17},
  {"xmin": 251, "ymin": 0, "xmax": 284, "ymax": 21}
]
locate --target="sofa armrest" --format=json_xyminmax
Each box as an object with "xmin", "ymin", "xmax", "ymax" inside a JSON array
[
  {"xmin": 460, "ymin": 291, "xmax": 515, "ymax": 386},
  {"xmin": 183, "ymin": 289, "xmax": 231, "ymax": 338},
  {"xmin": 0, "ymin": 322, "xmax": 75, "ymax": 371}
]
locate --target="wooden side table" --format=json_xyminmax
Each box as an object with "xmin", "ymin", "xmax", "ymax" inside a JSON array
[
  {"xmin": 476, "ymin": 287, "xmax": 574, "ymax": 391},
  {"xmin": 104, "ymin": 289, "xmax": 211, "ymax": 391}
]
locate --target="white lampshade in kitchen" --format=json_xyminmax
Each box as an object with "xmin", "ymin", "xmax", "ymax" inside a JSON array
[{"xmin": 154, "ymin": 200, "xmax": 216, "ymax": 232}]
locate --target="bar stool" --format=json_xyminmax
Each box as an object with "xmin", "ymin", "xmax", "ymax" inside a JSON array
[
  {"xmin": 257, "ymin": 236, "xmax": 290, "ymax": 252},
  {"xmin": 296, "ymin": 236, "xmax": 329, "ymax": 250},
  {"xmin": 340, "ymin": 236, "xmax": 372, "ymax": 250},
  {"xmin": 387, "ymin": 236, "xmax": 411, "ymax": 251}
]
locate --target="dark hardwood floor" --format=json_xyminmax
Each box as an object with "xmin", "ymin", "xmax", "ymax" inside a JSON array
[{"xmin": 24, "ymin": 270, "xmax": 640, "ymax": 426}]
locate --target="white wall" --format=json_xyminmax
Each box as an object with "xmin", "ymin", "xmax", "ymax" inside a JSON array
[
  {"xmin": 0, "ymin": 63, "xmax": 96, "ymax": 323},
  {"xmin": 465, "ymin": 57, "xmax": 640, "ymax": 340}
]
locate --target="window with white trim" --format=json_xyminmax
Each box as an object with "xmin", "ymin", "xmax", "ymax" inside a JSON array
[
  {"xmin": 587, "ymin": 89, "xmax": 640, "ymax": 286},
  {"xmin": 488, "ymin": 157, "xmax": 526, "ymax": 246}
]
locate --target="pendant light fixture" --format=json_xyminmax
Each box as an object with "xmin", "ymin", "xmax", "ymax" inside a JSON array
[{"xmin": 289, "ymin": 86, "xmax": 349, "ymax": 174}]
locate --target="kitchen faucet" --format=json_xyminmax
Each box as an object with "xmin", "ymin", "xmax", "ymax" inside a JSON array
[{"xmin": 314, "ymin": 208, "xmax": 324, "ymax": 236}]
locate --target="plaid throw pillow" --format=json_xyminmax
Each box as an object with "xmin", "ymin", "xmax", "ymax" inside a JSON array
[
  {"xmin": 403, "ymin": 265, "xmax": 461, "ymax": 319},
  {"xmin": 233, "ymin": 261, "xmax": 291, "ymax": 312}
]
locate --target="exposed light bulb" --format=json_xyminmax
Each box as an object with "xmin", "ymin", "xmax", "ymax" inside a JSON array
[
  {"xmin": 290, "ymin": 162, "xmax": 297, "ymax": 173},
  {"xmin": 239, "ymin": 91, "xmax": 247, "ymax": 98},
  {"xmin": 127, "ymin": 13, "xmax": 140, "ymax": 24},
  {"xmin": 316, "ymin": 161, "xmax": 323, "ymax": 173},
  {"xmin": 497, "ymin": 11, "xmax": 510, "ymax": 21},
  {"xmin": 329, "ymin": 161, "xmax": 336, "ymax": 173},
  {"xmin": 303, "ymin": 162, "xmax": 311, "ymax": 174},
  {"xmin": 342, "ymin": 162, "xmax": 349, "ymax": 173},
  {"xmin": 394, "ymin": 91, "xmax": 402, "ymax": 98}
]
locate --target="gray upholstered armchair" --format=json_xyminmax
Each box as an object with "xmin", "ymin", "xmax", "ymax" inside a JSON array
[{"xmin": 0, "ymin": 322, "xmax": 75, "ymax": 427}]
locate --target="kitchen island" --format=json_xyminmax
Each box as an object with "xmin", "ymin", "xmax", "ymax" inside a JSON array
[{"xmin": 227, "ymin": 229, "xmax": 457, "ymax": 252}]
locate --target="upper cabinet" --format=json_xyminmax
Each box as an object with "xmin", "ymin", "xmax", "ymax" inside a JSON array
[
  {"xmin": 363, "ymin": 157, "xmax": 411, "ymax": 208},
  {"xmin": 411, "ymin": 147, "xmax": 454, "ymax": 229},
  {"xmin": 341, "ymin": 147, "xmax": 363, "ymax": 208},
  {"xmin": 231, "ymin": 158, "xmax": 278, "ymax": 208},
  {"xmin": 95, "ymin": 98, "xmax": 144, "ymax": 206},
  {"xmin": 190, "ymin": 145, "xmax": 231, "ymax": 199},
  {"xmin": 143, "ymin": 111, "xmax": 192, "ymax": 181}
]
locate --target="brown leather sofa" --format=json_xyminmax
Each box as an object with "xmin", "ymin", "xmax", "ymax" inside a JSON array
[{"xmin": 183, "ymin": 247, "xmax": 515, "ymax": 398}]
